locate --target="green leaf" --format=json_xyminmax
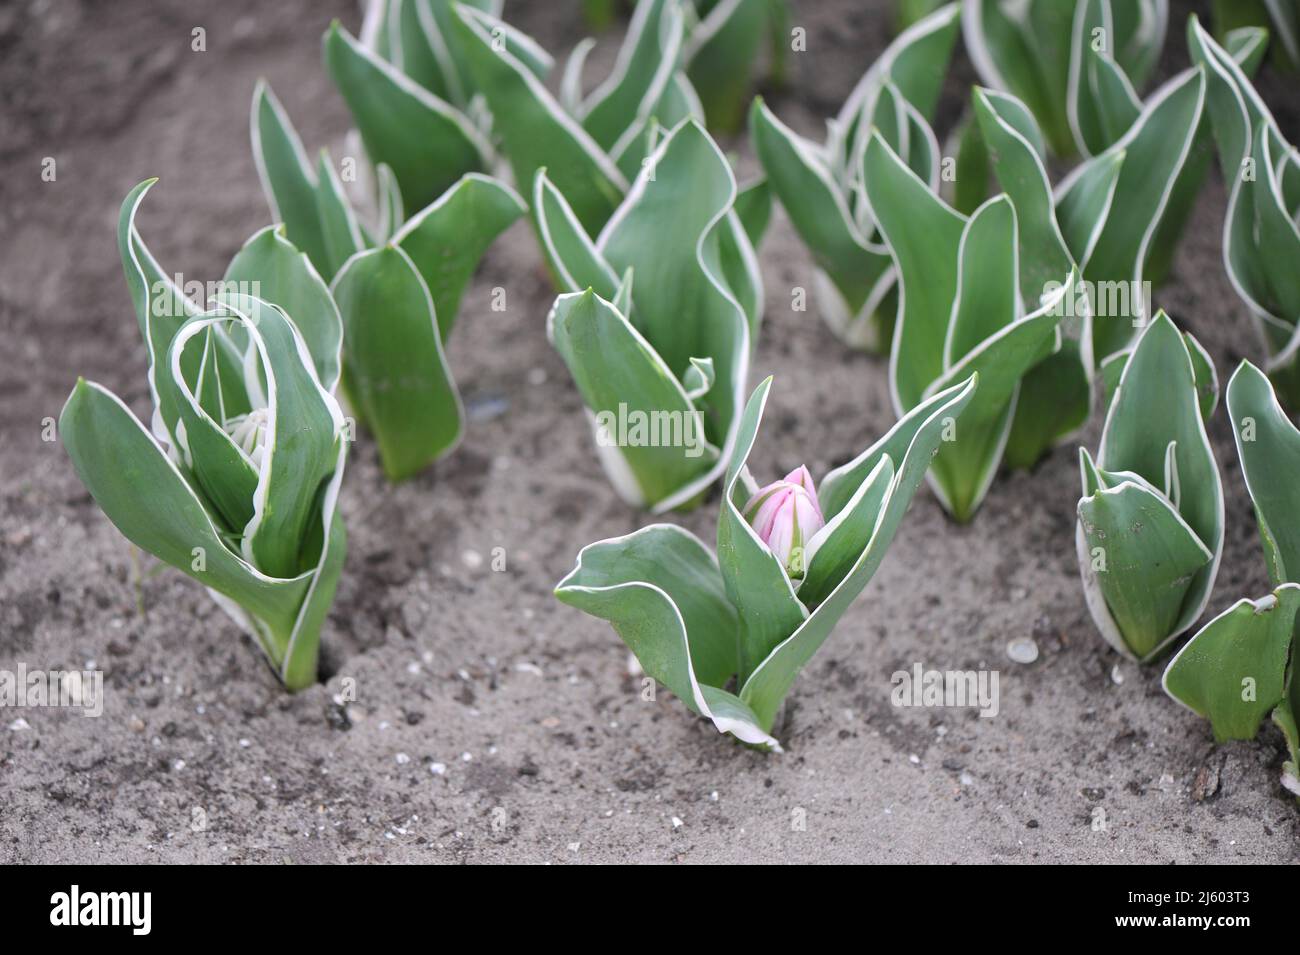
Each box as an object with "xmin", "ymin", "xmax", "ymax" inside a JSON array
[
  {"xmin": 734, "ymin": 176, "xmax": 772, "ymax": 249},
  {"xmin": 1163, "ymin": 584, "xmax": 1299, "ymax": 741},
  {"xmin": 331, "ymin": 245, "xmax": 462, "ymax": 481},
  {"xmin": 582, "ymin": 0, "xmax": 683, "ymax": 151},
  {"xmin": 547, "ymin": 289, "xmax": 718, "ymax": 509},
  {"xmin": 715, "ymin": 378, "xmax": 808, "ymax": 682},
  {"xmin": 686, "ymin": 0, "xmax": 771, "ymax": 134},
  {"xmin": 1226, "ymin": 360, "xmax": 1300, "ymax": 585},
  {"xmin": 168, "ymin": 319, "xmax": 260, "ymax": 533},
  {"xmin": 451, "ymin": 5, "xmax": 626, "ymax": 234},
  {"xmin": 596, "ymin": 119, "xmax": 751, "ymax": 509},
  {"xmin": 926, "ymin": 262, "xmax": 1071, "ymax": 522},
  {"xmin": 393, "ymin": 172, "xmax": 526, "ymax": 340},
  {"xmin": 750, "ymin": 98, "xmax": 888, "ymax": 343},
  {"xmin": 862, "ymin": 129, "xmax": 965, "ymax": 411},
  {"xmin": 1081, "ymin": 311, "xmax": 1224, "ymax": 659},
  {"xmin": 117, "ymin": 180, "xmax": 203, "ymax": 453},
  {"xmin": 1067, "ymin": 0, "xmax": 1143, "ymax": 157},
  {"xmin": 217, "ymin": 294, "xmax": 344, "ymax": 579},
  {"xmin": 798, "ymin": 455, "xmax": 893, "ymax": 610},
  {"xmin": 250, "ymin": 82, "xmax": 332, "ymax": 275},
  {"xmin": 973, "ymin": 88, "xmax": 1075, "ymax": 304},
  {"xmin": 532, "ymin": 168, "xmax": 621, "ymax": 297},
  {"xmin": 1077, "ymin": 464, "xmax": 1213, "ymax": 661},
  {"xmin": 324, "ymin": 20, "xmax": 490, "ymax": 212},
  {"xmin": 224, "ymin": 225, "xmax": 343, "ymax": 392},
  {"xmin": 311, "ymin": 149, "xmax": 366, "ymax": 281},
  {"xmin": 554, "ymin": 524, "xmax": 773, "ymax": 745},
  {"xmin": 1069, "ymin": 68, "xmax": 1206, "ymax": 359}
]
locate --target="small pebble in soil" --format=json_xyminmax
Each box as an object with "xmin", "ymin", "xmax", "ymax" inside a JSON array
[
  {"xmin": 8, "ymin": 717, "xmax": 30, "ymax": 731},
  {"xmin": 671, "ymin": 816, "xmax": 683, "ymax": 829},
  {"xmin": 1006, "ymin": 637, "xmax": 1039, "ymax": 664},
  {"xmin": 395, "ymin": 753, "xmax": 410, "ymax": 765},
  {"xmin": 1110, "ymin": 663, "xmax": 1125, "ymax": 686},
  {"xmin": 429, "ymin": 762, "xmax": 447, "ymax": 776},
  {"xmin": 462, "ymin": 549, "xmax": 483, "ymax": 570},
  {"xmin": 464, "ymin": 392, "xmax": 509, "ymax": 423}
]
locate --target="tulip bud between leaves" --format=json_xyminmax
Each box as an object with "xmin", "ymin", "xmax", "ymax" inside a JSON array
[{"xmin": 743, "ymin": 466, "xmax": 825, "ymax": 579}]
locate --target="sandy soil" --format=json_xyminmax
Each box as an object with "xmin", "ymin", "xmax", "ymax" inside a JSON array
[{"xmin": 2, "ymin": 0, "xmax": 1299, "ymax": 864}]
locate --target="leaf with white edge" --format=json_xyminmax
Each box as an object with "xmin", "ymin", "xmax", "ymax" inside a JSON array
[
  {"xmin": 393, "ymin": 173, "xmax": 526, "ymax": 341},
  {"xmin": 224, "ymin": 225, "xmax": 343, "ymax": 392},
  {"xmin": 117, "ymin": 180, "xmax": 204, "ymax": 453},
  {"xmin": 168, "ymin": 319, "xmax": 260, "ymax": 533},
  {"xmin": 1163, "ymin": 584, "xmax": 1300, "ymax": 741},
  {"xmin": 1067, "ymin": 0, "xmax": 1143, "ymax": 157},
  {"xmin": 798, "ymin": 455, "xmax": 893, "ymax": 610},
  {"xmin": 750, "ymin": 98, "xmax": 885, "ymax": 335},
  {"xmin": 311, "ymin": 150, "xmax": 366, "ymax": 282},
  {"xmin": 685, "ymin": 0, "xmax": 772, "ymax": 134},
  {"xmin": 596, "ymin": 119, "xmax": 751, "ymax": 511},
  {"xmin": 331, "ymin": 246, "xmax": 462, "ymax": 481},
  {"xmin": 548, "ymin": 290, "xmax": 719, "ymax": 509},
  {"xmin": 215, "ymin": 294, "xmax": 344, "ymax": 580},
  {"xmin": 1077, "ymin": 460, "xmax": 1213, "ymax": 661},
  {"xmin": 734, "ymin": 177, "xmax": 772, "ymax": 249},
  {"xmin": 862, "ymin": 130, "xmax": 965, "ymax": 411},
  {"xmin": 375, "ymin": 163, "xmax": 404, "ymax": 243},
  {"xmin": 1068, "ymin": 68, "xmax": 1206, "ymax": 359},
  {"xmin": 1055, "ymin": 147, "xmax": 1123, "ymax": 267},
  {"xmin": 324, "ymin": 21, "xmax": 490, "ymax": 213},
  {"xmin": 532, "ymin": 169, "xmax": 621, "ymax": 299},
  {"xmin": 1226, "ymin": 360, "xmax": 1300, "ymax": 586},
  {"xmin": 452, "ymin": 5, "xmax": 626, "ymax": 234},
  {"xmin": 251, "ymin": 82, "xmax": 332, "ymax": 275},
  {"xmin": 926, "ymin": 264, "xmax": 1072, "ymax": 522},
  {"xmin": 1079, "ymin": 311, "xmax": 1224, "ymax": 660},
  {"xmin": 554, "ymin": 524, "xmax": 767, "ymax": 743},
  {"xmin": 715, "ymin": 377, "xmax": 809, "ymax": 682},
  {"xmin": 582, "ymin": 0, "xmax": 683, "ymax": 152}
]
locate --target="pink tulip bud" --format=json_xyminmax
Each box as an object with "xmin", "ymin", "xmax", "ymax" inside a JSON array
[{"xmin": 743, "ymin": 465, "xmax": 825, "ymax": 579}]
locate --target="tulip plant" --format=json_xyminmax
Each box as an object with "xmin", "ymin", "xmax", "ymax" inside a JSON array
[
  {"xmin": 556, "ymin": 374, "xmax": 977, "ymax": 750},
  {"xmin": 1164, "ymin": 362, "xmax": 1300, "ymax": 796},
  {"xmin": 1076, "ymin": 312, "xmax": 1224, "ymax": 664},
  {"xmin": 861, "ymin": 125, "xmax": 1080, "ymax": 521},
  {"xmin": 1188, "ymin": 17, "xmax": 1300, "ymax": 410},
  {"xmin": 251, "ymin": 79, "xmax": 526, "ymax": 481},
  {"xmin": 540, "ymin": 119, "xmax": 762, "ymax": 512},
  {"xmin": 60, "ymin": 181, "xmax": 349, "ymax": 690},
  {"xmin": 449, "ymin": 0, "xmax": 700, "ymax": 236},
  {"xmin": 328, "ymin": 2, "xmax": 527, "ymax": 212},
  {"xmin": 962, "ymin": 0, "xmax": 1169, "ymax": 158},
  {"xmin": 751, "ymin": 2, "xmax": 960, "ymax": 351}
]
